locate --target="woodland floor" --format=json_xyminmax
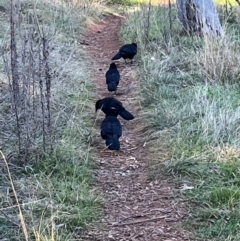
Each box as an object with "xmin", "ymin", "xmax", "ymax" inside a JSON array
[{"xmin": 79, "ymin": 14, "xmax": 196, "ymax": 241}]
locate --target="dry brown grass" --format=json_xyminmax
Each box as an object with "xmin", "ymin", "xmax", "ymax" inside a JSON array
[{"xmin": 195, "ymin": 36, "xmax": 240, "ymax": 84}]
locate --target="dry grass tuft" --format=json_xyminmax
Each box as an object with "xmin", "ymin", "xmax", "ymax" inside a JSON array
[
  {"xmin": 196, "ymin": 36, "xmax": 240, "ymax": 84},
  {"xmin": 212, "ymin": 144, "xmax": 240, "ymax": 163}
]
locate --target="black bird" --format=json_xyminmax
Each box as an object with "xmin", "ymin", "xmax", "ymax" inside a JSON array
[
  {"xmin": 111, "ymin": 43, "xmax": 137, "ymax": 63},
  {"xmin": 100, "ymin": 116, "xmax": 122, "ymax": 150},
  {"xmin": 95, "ymin": 97, "xmax": 134, "ymax": 120},
  {"xmin": 105, "ymin": 63, "xmax": 120, "ymax": 93}
]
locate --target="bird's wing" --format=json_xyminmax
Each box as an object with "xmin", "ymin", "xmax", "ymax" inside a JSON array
[
  {"xmin": 111, "ymin": 52, "xmax": 122, "ymax": 60},
  {"xmin": 118, "ymin": 108, "xmax": 135, "ymax": 120}
]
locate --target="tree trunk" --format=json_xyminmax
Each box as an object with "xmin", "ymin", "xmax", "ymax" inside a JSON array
[{"xmin": 177, "ymin": 0, "xmax": 224, "ymax": 38}]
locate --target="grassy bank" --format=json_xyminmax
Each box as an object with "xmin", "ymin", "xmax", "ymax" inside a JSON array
[
  {"xmin": 0, "ymin": 0, "xmax": 103, "ymax": 240},
  {"xmin": 120, "ymin": 3, "xmax": 240, "ymax": 241}
]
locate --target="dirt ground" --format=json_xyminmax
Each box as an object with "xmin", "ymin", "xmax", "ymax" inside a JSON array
[{"xmin": 79, "ymin": 14, "xmax": 194, "ymax": 241}]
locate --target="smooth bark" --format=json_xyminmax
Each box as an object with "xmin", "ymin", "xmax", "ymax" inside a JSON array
[{"xmin": 177, "ymin": 0, "xmax": 224, "ymax": 38}]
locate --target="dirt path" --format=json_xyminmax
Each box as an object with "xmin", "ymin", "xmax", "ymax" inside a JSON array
[{"xmin": 80, "ymin": 14, "xmax": 192, "ymax": 241}]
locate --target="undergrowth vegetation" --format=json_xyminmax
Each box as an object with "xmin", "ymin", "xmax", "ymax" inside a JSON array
[
  {"xmin": 0, "ymin": 0, "xmax": 103, "ymax": 240},
  {"xmin": 120, "ymin": 2, "xmax": 240, "ymax": 240}
]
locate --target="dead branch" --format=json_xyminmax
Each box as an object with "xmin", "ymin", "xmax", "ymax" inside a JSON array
[
  {"xmin": 169, "ymin": 0, "xmax": 173, "ymax": 36},
  {"xmin": 43, "ymin": 35, "xmax": 52, "ymax": 150},
  {"xmin": 0, "ymin": 210, "xmax": 20, "ymax": 227},
  {"xmin": 10, "ymin": 0, "xmax": 21, "ymax": 152},
  {"xmin": 39, "ymin": 42, "xmax": 46, "ymax": 152},
  {"xmin": 145, "ymin": 0, "xmax": 152, "ymax": 48}
]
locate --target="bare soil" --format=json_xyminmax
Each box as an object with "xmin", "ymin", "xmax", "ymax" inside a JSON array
[{"xmin": 79, "ymin": 14, "xmax": 194, "ymax": 241}]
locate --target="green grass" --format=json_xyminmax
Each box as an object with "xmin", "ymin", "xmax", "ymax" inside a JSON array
[
  {"xmin": 120, "ymin": 3, "xmax": 240, "ymax": 241},
  {"xmin": 0, "ymin": 0, "xmax": 103, "ymax": 240},
  {"xmin": 163, "ymin": 158, "xmax": 240, "ymax": 240}
]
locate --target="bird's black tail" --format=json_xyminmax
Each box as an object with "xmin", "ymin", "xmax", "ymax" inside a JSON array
[
  {"xmin": 111, "ymin": 52, "xmax": 122, "ymax": 60},
  {"xmin": 106, "ymin": 135, "xmax": 120, "ymax": 150},
  {"xmin": 107, "ymin": 82, "xmax": 117, "ymax": 92},
  {"xmin": 118, "ymin": 109, "xmax": 134, "ymax": 120}
]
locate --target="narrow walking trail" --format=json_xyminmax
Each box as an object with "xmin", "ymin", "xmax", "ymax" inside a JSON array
[{"xmin": 80, "ymin": 14, "xmax": 192, "ymax": 241}]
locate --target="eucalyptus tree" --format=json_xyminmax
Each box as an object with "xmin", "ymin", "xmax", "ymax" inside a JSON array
[{"xmin": 177, "ymin": 0, "xmax": 224, "ymax": 38}]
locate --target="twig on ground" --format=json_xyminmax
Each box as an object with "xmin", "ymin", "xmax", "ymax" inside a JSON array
[
  {"xmin": 111, "ymin": 215, "xmax": 167, "ymax": 226},
  {"xmin": 0, "ymin": 210, "xmax": 20, "ymax": 227}
]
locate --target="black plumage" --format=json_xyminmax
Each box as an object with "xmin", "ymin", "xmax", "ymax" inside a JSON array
[
  {"xmin": 111, "ymin": 43, "xmax": 137, "ymax": 63},
  {"xmin": 95, "ymin": 97, "xmax": 134, "ymax": 120},
  {"xmin": 105, "ymin": 63, "xmax": 120, "ymax": 93},
  {"xmin": 100, "ymin": 116, "xmax": 122, "ymax": 150}
]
